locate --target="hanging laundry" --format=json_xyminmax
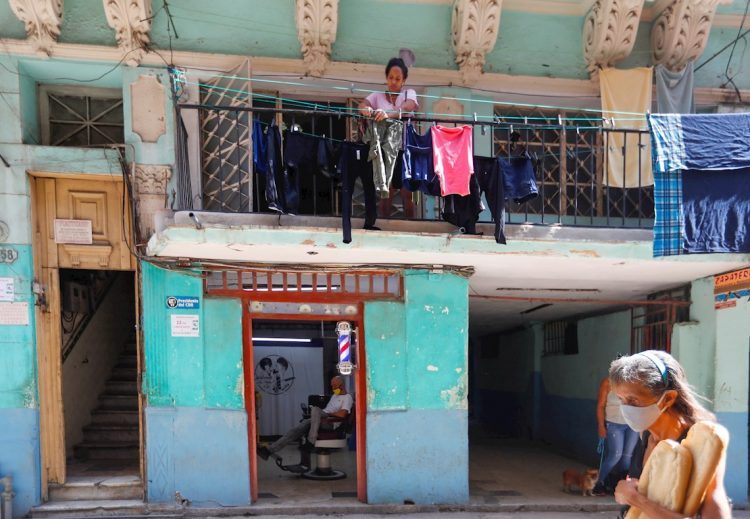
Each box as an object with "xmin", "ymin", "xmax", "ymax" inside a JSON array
[
  {"xmin": 264, "ymin": 120, "xmax": 286, "ymax": 214},
  {"xmin": 338, "ymin": 142, "xmax": 379, "ymax": 244},
  {"xmin": 442, "ymin": 173, "xmax": 483, "ymax": 235},
  {"xmin": 682, "ymin": 167, "xmax": 750, "ymax": 253},
  {"xmin": 655, "ymin": 62, "xmax": 695, "ymax": 115},
  {"xmin": 252, "ymin": 119, "xmax": 268, "ymax": 175},
  {"xmin": 649, "ymin": 112, "xmax": 750, "ymax": 256},
  {"xmin": 284, "ymin": 132, "xmax": 334, "ymax": 216},
  {"xmin": 363, "ymin": 119, "xmax": 403, "ymax": 198},
  {"xmin": 431, "ymin": 125, "xmax": 474, "ymax": 196},
  {"xmin": 403, "ymin": 124, "xmax": 440, "ymax": 196},
  {"xmin": 599, "ymin": 67, "xmax": 653, "ymax": 188},
  {"xmin": 499, "ymin": 154, "xmax": 538, "ymax": 204},
  {"xmin": 474, "ymin": 156, "xmax": 507, "ymax": 244}
]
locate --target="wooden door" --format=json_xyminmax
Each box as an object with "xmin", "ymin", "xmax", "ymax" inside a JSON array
[{"xmin": 30, "ymin": 174, "xmax": 135, "ymax": 496}]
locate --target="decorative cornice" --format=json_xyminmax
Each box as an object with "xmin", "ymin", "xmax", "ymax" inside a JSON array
[
  {"xmin": 103, "ymin": 0, "xmax": 153, "ymax": 67},
  {"xmin": 651, "ymin": 0, "xmax": 720, "ymax": 71},
  {"xmin": 451, "ymin": 0, "xmax": 503, "ymax": 86},
  {"xmin": 582, "ymin": 0, "xmax": 646, "ymax": 73},
  {"xmin": 8, "ymin": 0, "xmax": 63, "ymax": 56},
  {"xmin": 134, "ymin": 165, "xmax": 171, "ymax": 195},
  {"xmin": 295, "ymin": 0, "xmax": 338, "ymax": 77}
]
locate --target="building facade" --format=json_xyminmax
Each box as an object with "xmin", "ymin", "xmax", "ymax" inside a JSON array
[{"xmin": 0, "ymin": 0, "xmax": 749, "ymax": 516}]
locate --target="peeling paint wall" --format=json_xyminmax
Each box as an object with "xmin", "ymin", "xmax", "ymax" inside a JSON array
[{"xmin": 364, "ymin": 270, "xmax": 469, "ymax": 504}]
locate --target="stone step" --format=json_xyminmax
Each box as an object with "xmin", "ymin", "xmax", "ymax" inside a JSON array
[
  {"xmin": 31, "ymin": 499, "xmax": 147, "ymax": 518},
  {"xmin": 74, "ymin": 441, "xmax": 139, "ymax": 461},
  {"xmin": 48, "ymin": 476, "xmax": 143, "ymax": 501},
  {"xmin": 109, "ymin": 368, "xmax": 137, "ymax": 381},
  {"xmin": 98, "ymin": 394, "xmax": 138, "ymax": 411},
  {"xmin": 90, "ymin": 410, "xmax": 139, "ymax": 426},
  {"xmin": 104, "ymin": 380, "xmax": 137, "ymax": 395},
  {"xmin": 83, "ymin": 424, "xmax": 139, "ymax": 443},
  {"xmin": 115, "ymin": 357, "xmax": 137, "ymax": 369}
]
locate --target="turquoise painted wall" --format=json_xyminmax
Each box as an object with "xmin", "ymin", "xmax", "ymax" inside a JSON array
[
  {"xmin": 141, "ymin": 262, "xmax": 244, "ymax": 408},
  {"xmin": 2, "ymin": 0, "xmax": 748, "ymax": 90},
  {"xmin": 365, "ymin": 270, "xmax": 469, "ymax": 504}
]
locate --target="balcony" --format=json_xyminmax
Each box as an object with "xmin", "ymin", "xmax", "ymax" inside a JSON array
[{"xmin": 172, "ymin": 102, "xmax": 655, "ymax": 235}]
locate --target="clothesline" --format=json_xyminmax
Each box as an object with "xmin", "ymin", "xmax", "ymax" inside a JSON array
[{"xmin": 177, "ymin": 102, "xmax": 650, "ymax": 133}]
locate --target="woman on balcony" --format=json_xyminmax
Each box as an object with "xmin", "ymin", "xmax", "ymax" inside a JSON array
[{"xmin": 359, "ymin": 57, "xmax": 419, "ymax": 218}]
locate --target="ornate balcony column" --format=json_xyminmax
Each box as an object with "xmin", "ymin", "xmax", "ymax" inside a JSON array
[
  {"xmin": 651, "ymin": 0, "xmax": 720, "ymax": 71},
  {"xmin": 8, "ymin": 0, "xmax": 63, "ymax": 56},
  {"xmin": 103, "ymin": 0, "xmax": 153, "ymax": 67},
  {"xmin": 583, "ymin": 0, "xmax": 646, "ymax": 73},
  {"xmin": 295, "ymin": 0, "xmax": 339, "ymax": 76},
  {"xmin": 451, "ymin": 0, "xmax": 503, "ymax": 86},
  {"xmin": 134, "ymin": 165, "xmax": 172, "ymax": 240}
]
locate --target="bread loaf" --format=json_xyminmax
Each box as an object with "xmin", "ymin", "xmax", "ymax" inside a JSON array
[
  {"xmin": 625, "ymin": 439, "xmax": 692, "ymax": 519},
  {"xmin": 681, "ymin": 421, "xmax": 729, "ymax": 517}
]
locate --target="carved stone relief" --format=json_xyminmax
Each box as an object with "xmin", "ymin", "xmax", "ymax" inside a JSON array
[
  {"xmin": 583, "ymin": 0, "xmax": 646, "ymax": 73},
  {"xmin": 134, "ymin": 164, "xmax": 172, "ymax": 239},
  {"xmin": 103, "ymin": 0, "xmax": 153, "ymax": 67},
  {"xmin": 651, "ymin": 0, "xmax": 719, "ymax": 71},
  {"xmin": 451, "ymin": 0, "xmax": 503, "ymax": 85},
  {"xmin": 130, "ymin": 75, "xmax": 167, "ymax": 143},
  {"xmin": 295, "ymin": 0, "xmax": 339, "ymax": 76},
  {"xmin": 8, "ymin": 0, "xmax": 63, "ymax": 56}
]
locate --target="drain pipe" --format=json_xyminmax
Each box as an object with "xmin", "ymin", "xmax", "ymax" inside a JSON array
[{"xmin": 1, "ymin": 475, "xmax": 13, "ymax": 519}]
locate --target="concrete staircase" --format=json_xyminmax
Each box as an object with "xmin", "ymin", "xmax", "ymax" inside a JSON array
[
  {"xmin": 74, "ymin": 344, "xmax": 139, "ymax": 462},
  {"xmin": 32, "ymin": 344, "xmax": 145, "ymax": 517}
]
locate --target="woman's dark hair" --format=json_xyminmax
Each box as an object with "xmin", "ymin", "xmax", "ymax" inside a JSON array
[
  {"xmin": 385, "ymin": 57, "xmax": 408, "ymax": 79},
  {"xmin": 609, "ymin": 349, "xmax": 715, "ymax": 426}
]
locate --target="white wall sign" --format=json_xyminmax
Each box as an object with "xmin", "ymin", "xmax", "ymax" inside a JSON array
[
  {"xmin": 0, "ymin": 302, "xmax": 29, "ymax": 325},
  {"xmin": 171, "ymin": 314, "xmax": 200, "ymax": 337},
  {"xmin": 54, "ymin": 219, "xmax": 93, "ymax": 245},
  {"xmin": 0, "ymin": 277, "xmax": 14, "ymax": 301}
]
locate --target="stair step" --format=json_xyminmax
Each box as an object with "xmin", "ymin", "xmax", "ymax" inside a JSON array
[
  {"xmin": 105, "ymin": 380, "xmax": 137, "ymax": 394},
  {"xmin": 109, "ymin": 368, "xmax": 136, "ymax": 381},
  {"xmin": 98, "ymin": 394, "xmax": 138, "ymax": 410},
  {"xmin": 83, "ymin": 424, "xmax": 139, "ymax": 443},
  {"xmin": 31, "ymin": 499, "xmax": 147, "ymax": 518},
  {"xmin": 74, "ymin": 442, "xmax": 139, "ymax": 460},
  {"xmin": 49, "ymin": 476, "xmax": 143, "ymax": 501},
  {"xmin": 91, "ymin": 410, "xmax": 139, "ymax": 426},
  {"xmin": 115, "ymin": 358, "xmax": 137, "ymax": 369}
]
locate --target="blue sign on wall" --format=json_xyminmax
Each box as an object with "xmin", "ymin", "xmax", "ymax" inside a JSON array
[{"xmin": 166, "ymin": 296, "xmax": 200, "ymax": 309}]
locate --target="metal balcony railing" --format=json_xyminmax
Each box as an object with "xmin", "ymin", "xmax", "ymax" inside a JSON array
[{"xmin": 174, "ymin": 102, "xmax": 654, "ymax": 231}]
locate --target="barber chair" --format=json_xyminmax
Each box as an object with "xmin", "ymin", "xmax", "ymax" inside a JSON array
[{"xmin": 301, "ymin": 394, "xmax": 354, "ymax": 481}]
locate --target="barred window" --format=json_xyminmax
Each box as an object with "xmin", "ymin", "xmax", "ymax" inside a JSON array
[
  {"xmin": 40, "ymin": 85, "xmax": 124, "ymax": 147},
  {"xmin": 543, "ymin": 320, "xmax": 578, "ymax": 356}
]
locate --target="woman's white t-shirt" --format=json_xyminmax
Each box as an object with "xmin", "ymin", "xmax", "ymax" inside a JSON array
[{"xmin": 365, "ymin": 89, "xmax": 419, "ymax": 111}]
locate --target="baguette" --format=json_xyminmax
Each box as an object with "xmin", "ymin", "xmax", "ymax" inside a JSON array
[
  {"xmin": 625, "ymin": 439, "xmax": 692, "ymax": 519},
  {"xmin": 681, "ymin": 421, "xmax": 729, "ymax": 517}
]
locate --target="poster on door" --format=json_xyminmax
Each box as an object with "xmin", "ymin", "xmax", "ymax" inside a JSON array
[{"xmin": 254, "ymin": 344, "xmax": 324, "ymax": 436}]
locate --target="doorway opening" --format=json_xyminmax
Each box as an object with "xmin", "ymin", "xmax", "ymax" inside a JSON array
[
  {"xmin": 248, "ymin": 318, "xmax": 361, "ymax": 505},
  {"xmin": 58, "ymin": 269, "xmax": 142, "ymax": 499}
]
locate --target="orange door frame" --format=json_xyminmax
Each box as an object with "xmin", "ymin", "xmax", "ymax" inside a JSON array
[{"xmin": 242, "ymin": 303, "xmax": 368, "ymax": 504}]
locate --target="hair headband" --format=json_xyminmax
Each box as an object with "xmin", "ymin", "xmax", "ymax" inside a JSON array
[{"xmin": 637, "ymin": 351, "xmax": 668, "ymax": 385}]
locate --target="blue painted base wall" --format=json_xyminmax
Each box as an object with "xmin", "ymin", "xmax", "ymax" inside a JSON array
[
  {"xmin": 145, "ymin": 407, "xmax": 251, "ymax": 506},
  {"xmin": 0, "ymin": 408, "xmax": 41, "ymax": 517},
  {"xmin": 716, "ymin": 411, "xmax": 749, "ymax": 505},
  {"xmin": 366, "ymin": 409, "xmax": 468, "ymax": 504},
  {"xmin": 539, "ymin": 392, "xmax": 599, "ymax": 466}
]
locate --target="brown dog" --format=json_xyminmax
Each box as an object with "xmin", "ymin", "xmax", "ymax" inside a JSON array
[{"xmin": 562, "ymin": 468, "xmax": 599, "ymax": 496}]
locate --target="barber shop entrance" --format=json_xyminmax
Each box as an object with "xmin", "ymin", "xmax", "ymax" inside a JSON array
[{"xmin": 205, "ymin": 268, "xmax": 404, "ymax": 504}]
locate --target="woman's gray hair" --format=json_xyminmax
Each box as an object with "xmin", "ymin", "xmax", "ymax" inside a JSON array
[{"xmin": 609, "ymin": 349, "xmax": 714, "ymax": 425}]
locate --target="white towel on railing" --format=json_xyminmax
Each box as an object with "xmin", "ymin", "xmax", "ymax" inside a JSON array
[{"xmin": 600, "ymin": 67, "xmax": 654, "ymax": 188}]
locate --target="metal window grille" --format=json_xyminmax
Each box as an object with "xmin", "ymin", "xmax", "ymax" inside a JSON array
[
  {"xmin": 492, "ymin": 107, "xmax": 654, "ymax": 226},
  {"xmin": 543, "ymin": 320, "xmax": 578, "ymax": 356},
  {"xmin": 630, "ymin": 286, "xmax": 691, "ymax": 354},
  {"xmin": 204, "ymin": 268, "xmax": 403, "ymax": 302},
  {"xmin": 40, "ymin": 86, "xmax": 124, "ymax": 147}
]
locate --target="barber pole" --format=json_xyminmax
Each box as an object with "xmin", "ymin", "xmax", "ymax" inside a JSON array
[{"xmin": 336, "ymin": 321, "xmax": 354, "ymax": 375}]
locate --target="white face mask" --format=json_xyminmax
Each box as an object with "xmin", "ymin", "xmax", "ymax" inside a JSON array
[{"xmin": 620, "ymin": 393, "xmax": 667, "ymax": 432}]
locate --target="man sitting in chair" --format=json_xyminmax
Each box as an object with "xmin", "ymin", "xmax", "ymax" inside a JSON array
[{"xmin": 257, "ymin": 375, "xmax": 353, "ymax": 467}]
